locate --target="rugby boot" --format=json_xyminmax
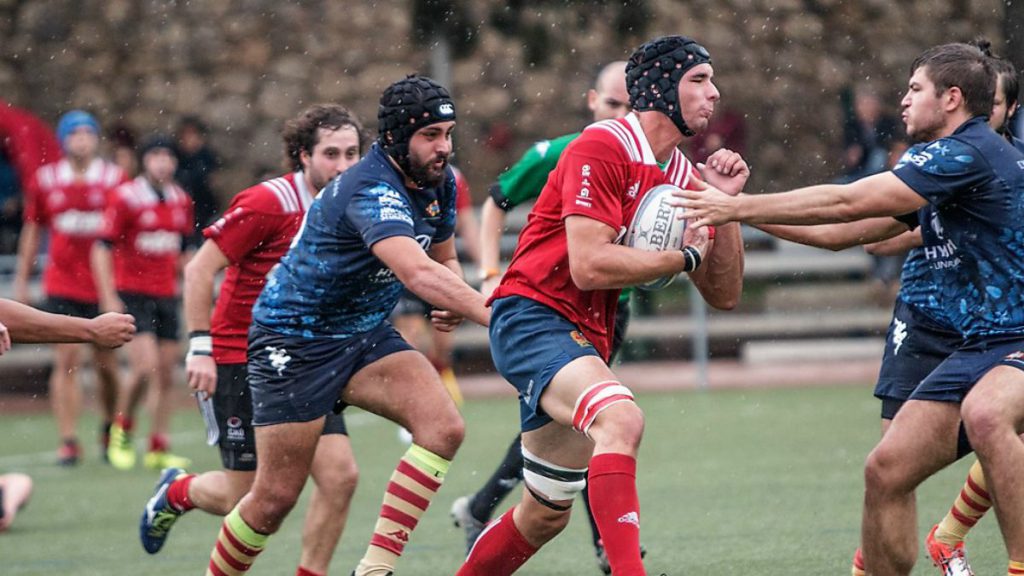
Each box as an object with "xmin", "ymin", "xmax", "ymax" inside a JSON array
[
  {"xmin": 595, "ymin": 539, "xmax": 647, "ymax": 575},
  {"xmin": 143, "ymin": 450, "xmax": 191, "ymax": 471},
  {"xmin": 107, "ymin": 422, "xmax": 136, "ymax": 470},
  {"xmin": 926, "ymin": 524, "xmax": 974, "ymax": 576},
  {"xmin": 56, "ymin": 438, "xmax": 80, "ymax": 467},
  {"xmin": 450, "ymin": 495, "xmax": 486, "ymax": 554},
  {"xmin": 140, "ymin": 467, "xmax": 187, "ymax": 553}
]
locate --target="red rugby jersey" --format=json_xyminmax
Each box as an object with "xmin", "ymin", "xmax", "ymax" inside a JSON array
[
  {"xmin": 100, "ymin": 176, "xmax": 194, "ymax": 297},
  {"xmin": 203, "ymin": 172, "xmax": 314, "ymax": 364},
  {"xmin": 24, "ymin": 158, "xmax": 127, "ymax": 303},
  {"xmin": 491, "ymin": 113, "xmax": 701, "ymax": 360}
]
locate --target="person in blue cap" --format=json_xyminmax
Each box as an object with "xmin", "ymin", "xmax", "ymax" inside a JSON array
[{"xmin": 13, "ymin": 109, "xmax": 129, "ymax": 466}]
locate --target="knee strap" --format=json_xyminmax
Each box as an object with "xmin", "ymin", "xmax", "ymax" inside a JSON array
[
  {"xmin": 572, "ymin": 380, "xmax": 635, "ymax": 437},
  {"xmin": 521, "ymin": 446, "xmax": 587, "ymax": 511}
]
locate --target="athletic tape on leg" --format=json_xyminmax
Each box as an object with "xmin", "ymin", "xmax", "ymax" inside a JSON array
[
  {"xmin": 572, "ymin": 380, "xmax": 635, "ymax": 437},
  {"xmin": 521, "ymin": 446, "xmax": 587, "ymax": 510}
]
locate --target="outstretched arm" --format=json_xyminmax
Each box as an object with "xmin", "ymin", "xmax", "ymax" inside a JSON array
[
  {"xmin": 0, "ymin": 298, "xmax": 135, "ymax": 347},
  {"xmin": 678, "ymin": 171, "xmax": 928, "ymax": 227},
  {"xmin": 756, "ymin": 217, "xmax": 911, "ymax": 252},
  {"xmin": 374, "ymin": 236, "xmax": 490, "ymax": 328},
  {"xmin": 865, "ymin": 228, "xmax": 923, "ymax": 256}
]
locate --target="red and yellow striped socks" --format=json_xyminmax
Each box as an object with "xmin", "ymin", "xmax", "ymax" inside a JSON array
[
  {"xmin": 206, "ymin": 507, "xmax": 268, "ymax": 576},
  {"xmin": 1008, "ymin": 559, "xmax": 1024, "ymax": 575},
  {"xmin": 935, "ymin": 460, "xmax": 991, "ymax": 546},
  {"xmin": 354, "ymin": 444, "xmax": 450, "ymax": 576}
]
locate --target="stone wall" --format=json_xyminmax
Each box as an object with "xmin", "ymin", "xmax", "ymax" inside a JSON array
[{"xmin": 0, "ymin": 0, "xmax": 1006, "ymax": 201}]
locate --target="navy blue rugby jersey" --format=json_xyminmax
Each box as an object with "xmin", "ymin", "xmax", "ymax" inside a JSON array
[
  {"xmin": 252, "ymin": 144, "xmax": 457, "ymax": 338},
  {"xmin": 894, "ymin": 205, "xmax": 960, "ymax": 333},
  {"xmin": 892, "ymin": 116, "xmax": 1024, "ymax": 338}
]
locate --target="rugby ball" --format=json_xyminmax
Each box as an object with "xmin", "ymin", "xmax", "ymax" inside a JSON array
[{"xmin": 624, "ymin": 184, "xmax": 686, "ymax": 290}]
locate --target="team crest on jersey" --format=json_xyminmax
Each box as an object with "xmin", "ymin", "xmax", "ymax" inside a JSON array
[
  {"xmin": 569, "ymin": 330, "xmax": 592, "ymax": 348},
  {"xmin": 425, "ymin": 200, "xmax": 440, "ymax": 218},
  {"xmin": 141, "ymin": 210, "xmax": 157, "ymax": 226}
]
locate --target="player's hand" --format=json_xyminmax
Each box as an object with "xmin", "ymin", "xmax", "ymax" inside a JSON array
[
  {"xmin": 671, "ymin": 182, "xmax": 743, "ymax": 228},
  {"xmin": 0, "ymin": 320, "xmax": 10, "ymax": 356},
  {"xmin": 698, "ymin": 148, "xmax": 750, "ymax": 196},
  {"xmin": 682, "ymin": 220, "xmax": 713, "ymax": 264},
  {"xmin": 87, "ymin": 312, "xmax": 136, "ymax": 348},
  {"xmin": 430, "ymin": 309, "xmax": 464, "ymax": 332},
  {"xmin": 480, "ymin": 276, "xmax": 501, "ymax": 301},
  {"xmin": 187, "ymin": 354, "xmax": 218, "ymax": 397}
]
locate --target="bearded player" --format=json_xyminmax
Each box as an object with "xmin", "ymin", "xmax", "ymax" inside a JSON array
[{"xmin": 456, "ymin": 36, "xmax": 746, "ymax": 576}]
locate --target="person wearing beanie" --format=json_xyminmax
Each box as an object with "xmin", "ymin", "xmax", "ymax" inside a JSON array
[
  {"xmin": 14, "ymin": 109, "xmax": 128, "ymax": 466},
  {"xmin": 456, "ymin": 35, "xmax": 747, "ymax": 576},
  {"xmin": 91, "ymin": 134, "xmax": 195, "ymax": 472},
  {"xmin": 201, "ymin": 76, "xmax": 489, "ymax": 576}
]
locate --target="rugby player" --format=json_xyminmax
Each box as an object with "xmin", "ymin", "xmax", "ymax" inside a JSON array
[
  {"xmin": 677, "ymin": 43, "xmax": 1024, "ymax": 576},
  {"xmin": 456, "ymin": 36, "xmax": 746, "ymax": 576},
  {"xmin": 13, "ymin": 110, "xmax": 128, "ymax": 465},
  {"xmin": 202, "ymin": 76, "xmax": 489, "ymax": 576}
]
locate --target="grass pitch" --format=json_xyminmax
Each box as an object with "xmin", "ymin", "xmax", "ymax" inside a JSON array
[{"xmin": 0, "ymin": 384, "xmax": 1007, "ymax": 575}]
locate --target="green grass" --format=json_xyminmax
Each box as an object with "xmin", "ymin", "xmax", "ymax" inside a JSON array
[{"xmin": 0, "ymin": 384, "xmax": 1009, "ymax": 575}]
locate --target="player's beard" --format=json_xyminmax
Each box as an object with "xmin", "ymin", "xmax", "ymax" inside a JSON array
[{"xmin": 407, "ymin": 153, "xmax": 449, "ymax": 188}]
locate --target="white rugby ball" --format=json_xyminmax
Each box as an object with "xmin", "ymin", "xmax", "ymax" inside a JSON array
[{"xmin": 624, "ymin": 184, "xmax": 686, "ymax": 290}]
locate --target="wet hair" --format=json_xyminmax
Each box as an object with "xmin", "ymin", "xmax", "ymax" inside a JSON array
[
  {"xmin": 910, "ymin": 43, "xmax": 995, "ymax": 118},
  {"xmin": 282, "ymin": 104, "xmax": 367, "ymax": 173},
  {"xmin": 971, "ymin": 38, "xmax": 1019, "ymax": 110}
]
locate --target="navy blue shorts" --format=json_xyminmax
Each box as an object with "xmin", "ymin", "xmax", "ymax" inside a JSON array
[
  {"xmin": 489, "ymin": 296, "xmax": 603, "ymax": 432},
  {"xmin": 910, "ymin": 334, "xmax": 1024, "ymax": 403},
  {"xmin": 874, "ymin": 300, "xmax": 961, "ymax": 419},
  {"xmin": 247, "ymin": 321, "xmax": 413, "ymax": 426}
]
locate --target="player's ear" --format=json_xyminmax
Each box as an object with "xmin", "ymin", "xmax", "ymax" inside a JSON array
[
  {"xmin": 299, "ymin": 149, "xmax": 313, "ymax": 172},
  {"xmin": 943, "ymin": 86, "xmax": 964, "ymax": 113},
  {"xmin": 586, "ymin": 89, "xmax": 598, "ymax": 112}
]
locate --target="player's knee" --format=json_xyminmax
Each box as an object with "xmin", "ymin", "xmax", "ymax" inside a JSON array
[
  {"xmin": 413, "ymin": 409, "xmax": 465, "ymax": 457},
  {"xmin": 863, "ymin": 443, "xmax": 909, "ymax": 493},
  {"xmin": 521, "ymin": 503, "xmax": 572, "ymax": 544},
  {"xmin": 587, "ymin": 401, "xmax": 645, "ymax": 453},
  {"xmin": 252, "ymin": 481, "xmax": 302, "ymax": 522},
  {"xmin": 315, "ymin": 457, "xmax": 359, "ymax": 501},
  {"xmin": 571, "ymin": 381, "xmax": 641, "ymax": 442},
  {"xmin": 961, "ymin": 396, "xmax": 1003, "ymax": 450},
  {"xmin": 519, "ymin": 445, "xmax": 586, "ymax": 542}
]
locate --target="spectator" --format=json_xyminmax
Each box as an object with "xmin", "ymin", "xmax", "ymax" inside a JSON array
[
  {"xmin": 841, "ymin": 86, "xmax": 899, "ymax": 180},
  {"xmin": 107, "ymin": 122, "xmax": 138, "ymax": 178},
  {"xmin": 174, "ymin": 116, "xmax": 219, "ymax": 235}
]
